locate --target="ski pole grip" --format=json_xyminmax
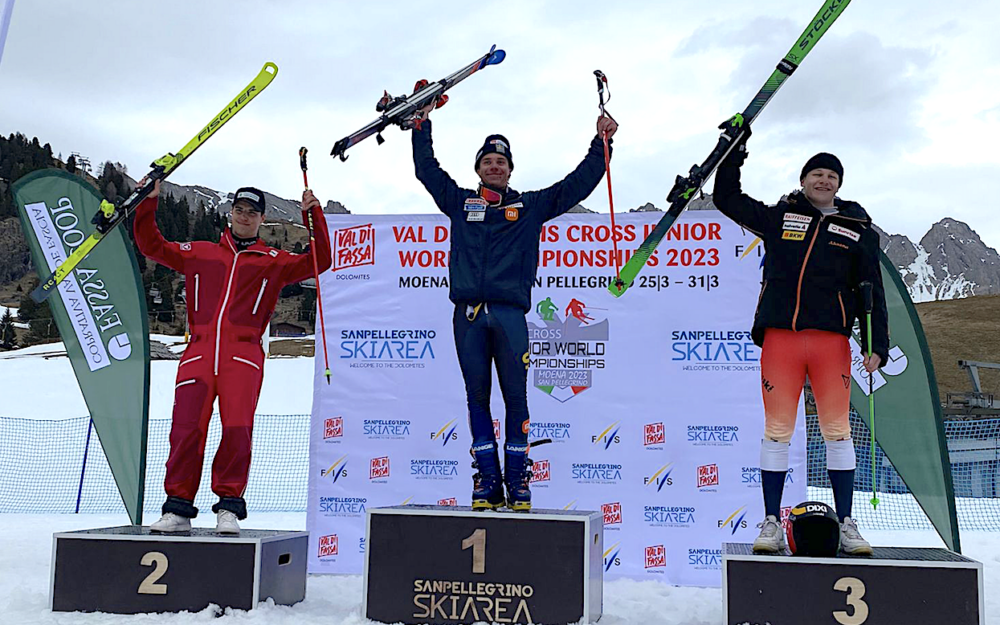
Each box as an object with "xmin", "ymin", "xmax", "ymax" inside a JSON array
[{"xmin": 859, "ymin": 280, "xmax": 873, "ymax": 314}]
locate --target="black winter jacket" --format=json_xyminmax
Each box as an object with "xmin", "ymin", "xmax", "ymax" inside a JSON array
[
  {"xmin": 713, "ymin": 162, "xmax": 889, "ymax": 364},
  {"xmin": 412, "ymin": 120, "xmax": 609, "ymax": 312}
]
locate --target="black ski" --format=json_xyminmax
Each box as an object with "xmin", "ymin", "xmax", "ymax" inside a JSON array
[{"xmin": 330, "ymin": 45, "xmax": 506, "ymax": 161}]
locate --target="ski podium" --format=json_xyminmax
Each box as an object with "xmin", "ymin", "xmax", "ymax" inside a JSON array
[{"xmin": 363, "ymin": 505, "xmax": 604, "ymax": 625}]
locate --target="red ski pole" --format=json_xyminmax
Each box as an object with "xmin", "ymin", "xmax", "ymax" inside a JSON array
[
  {"xmin": 594, "ymin": 70, "xmax": 624, "ymax": 292},
  {"xmin": 299, "ymin": 147, "xmax": 331, "ymax": 384}
]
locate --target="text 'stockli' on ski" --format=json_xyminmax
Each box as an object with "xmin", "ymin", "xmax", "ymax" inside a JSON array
[
  {"xmin": 609, "ymin": 0, "xmax": 852, "ymax": 298},
  {"xmin": 31, "ymin": 62, "xmax": 279, "ymax": 304},
  {"xmin": 330, "ymin": 45, "xmax": 506, "ymax": 161}
]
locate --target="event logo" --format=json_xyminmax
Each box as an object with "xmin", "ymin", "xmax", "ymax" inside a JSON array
[
  {"xmin": 410, "ymin": 459, "xmax": 459, "ymax": 480},
  {"xmin": 644, "ymin": 422, "xmax": 665, "ymax": 447},
  {"xmin": 591, "ymin": 421, "xmax": 621, "ymax": 450},
  {"xmin": 741, "ymin": 466, "xmax": 795, "ymax": 488},
  {"xmin": 339, "ymin": 328, "xmax": 437, "ymax": 369},
  {"xmin": 320, "ymin": 455, "xmax": 348, "ymax": 482},
  {"xmin": 370, "ymin": 456, "xmax": 390, "ymax": 480},
  {"xmin": 604, "ymin": 542, "xmax": 622, "ymax": 572},
  {"xmin": 318, "ymin": 534, "xmax": 338, "ymax": 558},
  {"xmin": 670, "ymin": 329, "xmax": 760, "ymax": 373},
  {"xmin": 317, "ymin": 496, "xmax": 366, "ymax": 517},
  {"xmin": 572, "ymin": 462, "xmax": 622, "ymax": 485},
  {"xmin": 698, "ymin": 463, "xmax": 719, "ymax": 489},
  {"xmin": 644, "ymin": 505, "xmax": 696, "ymax": 528},
  {"xmin": 430, "ymin": 419, "xmax": 460, "ymax": 446},
  {"xmin": 528, "ymin": 297, "xmax": 608, "ymax": 403},
  {"xmin": 687, "ymin": 424, "xmax": 740, "ymax": 447},
  {"xmin": 324, "ymin": 416, "xmax": 343, "ymax": 440},
  {"xmin": 333, "ymin": 223, "xmax": 375, "ymax": 272},
  {"xmin": 718, "ymin": 506, "xmax": 750, "ymax": 535},
  {"xmin": 364, "ymin": 418, "xmax": 411, "ymax": 440},
  {"xmin": 531, "ymin": 460, "xmax": 551, "ymax": 484},
  {"xmin": 645, "ymin": 545, "xmax": 666, "ymax": 570},
  {"xmin": 563, "ymin": 500, "xmax": 580, "ymax": 511},
  {"xmin": 688, "ymin": 548, "xmax": 722, "ymax": 571},
  {"xmin": 603, "ymin": 502, "xmax": 623, "ymax": 526},
  {"xmin": 438, "ymin": 497, "xmax": 458, "ymax": 507},
  {"xmin": 643, "ymin": 464, "xmax": 675, "ymax": 492},
  {"xmin": 530, "ymin": 421, "xmax": 571, "ymax": 443}
]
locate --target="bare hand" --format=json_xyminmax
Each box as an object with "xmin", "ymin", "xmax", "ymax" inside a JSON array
[
  {"xmin": 139, "ymin": 177, "xmax": 161, "ymax": 199},
  {"xmin": 597, "ymin": 115, "xmax": 618, "ymax": 140},
  {"xmin": 863, "ymin": 353, "xmax": 882, "ymax": 374},
  {"xmin": 302, "ymin": 189, "xmax": 321, "ymax": 212}
]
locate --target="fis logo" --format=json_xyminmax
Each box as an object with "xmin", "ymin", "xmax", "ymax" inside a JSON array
[
  {"xmin": 698, "ymin": 464, "xmax": 719, "ymax": 488},
  {"xmin": 644, "ymin": 464, "xmax": 674, "ymax": 491},
  {"xmin": 320, "ymin": 456, "xmax": 348, "ymax": 482},
  {"xmin": 592, "ymin": 421, "xmax": 621, "ymax": 449},
  {"xmin": 563, "ymin": 500, "xmax": 579, "ymax": 511},
  {"xmin": 324, "ymin": 417, "xmax": 343, "ymax": 440},
  {"xmin": 603, "ymin": 502, "xmax": 622, "ymax": 525},
  {"xmin": 531, "ymin": 459, "xmax": 551, "ymax": 483},
  {"xmin": 736, "ymin": 237, "xmax": 765, "ymax": 269},
  {"xmin": 318, "ymin": 534, "xmax": 338, "ymax": 558},
  {"xmin": 369, "ymin": 456, "xmax": 390, "ymax": 480},
  {"xmin": 645, "ymin": 545, "xmax": 666, "ymax": 569},
  {"xmin": 438, "ymin": 497, "xmax": 458, "ymax": 507},
  {"xmin": 718, "ymin": 506, "xmax": 750, "ymax": 535},
  {"xmin": 430, "ymin": 419, "xmax": 459, "ymax": 446},
  {"xmin": 644, "ymin": 422, "xmax": 665, "ymax": 446},
  {"xmin": 604, "ymin": 542, "xmax": 622, "ymax": 572}
]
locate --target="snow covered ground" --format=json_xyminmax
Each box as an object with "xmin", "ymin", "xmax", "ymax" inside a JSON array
[{"xmin": 2, "ymin": 512, "xmax": 996, "ymax": 625}]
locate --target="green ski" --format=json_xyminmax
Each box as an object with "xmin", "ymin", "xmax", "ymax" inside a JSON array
[
  {"xmin": 609, "ymin": 0, "xmax": 851, "ymax": 297},
  {"xmin": 31, "ymin": 61, "xmax": 279, "ymax": 303}
]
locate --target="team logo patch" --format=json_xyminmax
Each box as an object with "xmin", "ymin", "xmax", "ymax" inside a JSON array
[
  {"xmin": 180, "ymin": 242, "xmax": 192, "ymax": 251},
  {"xmin": 467, "ymin": 211, "xmax": 485, "ymax": 222},
  {"xmin": 490, "ymin": 138, "xmax": 509, "ymax": 153},
  {"xmin": 782, "ymin": 221, "xmax": 809, "ymax": 232},
  {"xmin": 505, "ymin": 207, "xmax": 519, "ymax": 221},
  {"xmin": 464, "ymin": 197, "xmax": 488, "ymax": 211},
  {"xmin": 782, "ymin": 231, "xmax": 806, "ymax": 241},
  {"xmin": 504, "ymin": 202, "xmax": 524, "ymax": 210},
  {"xmin": 783, "ymin": 213, "xmax": 812, "ymax": 223},
  {"xmin": 236, "ymin": 190, "xmax": 261, "ymax": 203},
  {"xmin": 269, "ymin": 250, "xmax": 279, "ymax": 257},
  {"xmin": 828, "ymin": 223, "xmax": 860, "ymax": 242}
]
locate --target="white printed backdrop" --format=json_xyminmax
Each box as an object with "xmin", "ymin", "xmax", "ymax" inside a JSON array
[{"xmin": 306, "ymin": 211, "xmax": 806, "ymax": 587}]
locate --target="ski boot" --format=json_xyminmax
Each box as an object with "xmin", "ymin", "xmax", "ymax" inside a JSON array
[
  {"xmin": 504, "ymin": 443, "xmax": 532, "ymax": 512},
  {"xmin": 470, "ymin": 442, "xmax": 505, "ymax": 510}
]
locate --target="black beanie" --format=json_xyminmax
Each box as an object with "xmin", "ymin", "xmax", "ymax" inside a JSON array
[
  {"xmin": 474, "ymin": 134, "xmax": 513, "ymax": 171},
  {"xmin": 800, "ymin": 153, "xmax": 843, "ymax": 186}
]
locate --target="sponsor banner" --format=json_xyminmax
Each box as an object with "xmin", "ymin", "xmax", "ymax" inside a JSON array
[{"xmin": 306, "ymin": 212, "xmax": 806, "ymax": 585}]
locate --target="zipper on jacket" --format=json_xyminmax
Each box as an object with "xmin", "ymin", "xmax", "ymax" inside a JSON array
[
  {"xmin": 792, "ymin": 215, "xmax": 825, "ymax": 331},
  {"xmin": 215, "ymin": 251, "xmax": 242, "ymax": 375},
  {"xmin": 252, "ymin": 278, "xmax": 268, "ymax": 315},
  {"xmin": 837, "ymin": 292, "xmax": 846, "ymax": 327},
  {"xmin": 194, "ymin": 273, "xmax": 200, "ymax": 312}
]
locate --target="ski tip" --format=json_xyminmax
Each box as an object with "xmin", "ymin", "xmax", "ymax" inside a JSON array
[
  {"xmin": 487, "ymin": 49, "xmax": 506, "ymax": 66},
  {"xmin": 263, "ymin": 62, "xmax": 278, "ymax": 76}
]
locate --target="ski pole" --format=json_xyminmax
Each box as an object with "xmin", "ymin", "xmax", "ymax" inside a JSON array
[
  {"xmin": 860, "ymin": 280, "xmax": 879, "ymax": 509},
  {"xmin": 299, "ymin": 147, "xmax": 331, "ymax": 384},
  {"xmin": 594, "ymin": 70, "xmax": 624, "ymax": 292}
]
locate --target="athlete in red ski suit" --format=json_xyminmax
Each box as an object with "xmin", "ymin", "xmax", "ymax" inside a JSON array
[{"xmin": 134, "ymin": 181, "xmax": 331, "ymax": 529}]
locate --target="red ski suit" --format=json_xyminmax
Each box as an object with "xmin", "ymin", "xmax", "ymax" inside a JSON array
[{"xmin": 134, "ymin": 197, "xmax": 331, "ymax": 508}]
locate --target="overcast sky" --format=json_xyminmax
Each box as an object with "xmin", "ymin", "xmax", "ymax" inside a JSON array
[{"xmin": 2, "ymin": 0, "xmax": 999, "ymax": 249}]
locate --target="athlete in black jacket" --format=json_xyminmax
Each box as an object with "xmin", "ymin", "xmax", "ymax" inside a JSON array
[
  {"xmin": 713, "ymin": 129, "xmax": 886, "ymax": 555},
  {"xmin": 412, "ymin": 104, "xmax": 616, "ymax": 511}
]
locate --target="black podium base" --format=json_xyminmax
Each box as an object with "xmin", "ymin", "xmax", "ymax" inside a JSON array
[
  {"xmin": 724, "ymin": 542, "xmax": 984, "ymax": 625},
  {"xmin": 364, "ymin": 505, "xmax": 603, "ymax": 624},
  {"xmin": 50, "ymin": 526, "xmax": 307, "ymax": 614}
]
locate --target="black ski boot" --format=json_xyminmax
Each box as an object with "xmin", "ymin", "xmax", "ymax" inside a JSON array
[
  {"xmin": 504, "ymin": 443, "xmax": 532, "ymax": 512},
  {"xmin": 470, "ymin": 442, "xmax": 504, "ymax": 510}
]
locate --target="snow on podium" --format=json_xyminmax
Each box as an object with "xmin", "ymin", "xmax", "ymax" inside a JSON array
[
  {"xmin": 49, "ymin": 526, "xmax": 308, "ymax": 614},
  {"xmin": 363, "ymin": 505, "xmax": 603, "ymax": 625}
]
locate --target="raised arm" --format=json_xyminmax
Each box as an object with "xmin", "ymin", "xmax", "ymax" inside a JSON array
[
  {"xmin": 411, "ymin": 120, "xmax": 464, "ymax": 217},
  {"xmin": 282, "ymin": 190, "xmax": 332, "ymax": 285},
  {"xmin": 132, "ymin": 180, "xmax": 186, "ymax": 272},
  {"xmin": 532, "ymin": 116, "xmax": 617, "ymax": 221},
  {"xmin": 711, "ymin": 130, "xmax": 776, "ymax": 237}
]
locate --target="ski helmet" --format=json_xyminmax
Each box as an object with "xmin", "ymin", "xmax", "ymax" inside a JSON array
[{"xmin": 786, "ymin": 501, "xmax": 840, "ymax": 557}]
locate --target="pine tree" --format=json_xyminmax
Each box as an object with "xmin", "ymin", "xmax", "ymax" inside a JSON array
[{"xmin": 0, "ymin": 308, "xmax": 17, "ymax": 349}]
